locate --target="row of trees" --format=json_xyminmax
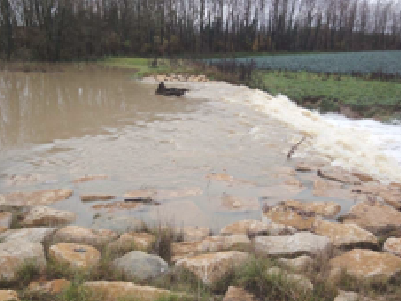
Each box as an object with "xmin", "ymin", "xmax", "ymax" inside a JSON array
[{"xmin": 1, "ymin": 0, "xmax": 401, "ymax": 61}]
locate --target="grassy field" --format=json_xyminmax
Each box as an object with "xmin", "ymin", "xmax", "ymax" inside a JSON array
[{"xmin": 255, "ymin": 70, "xmax": 401, "ymax": 118}]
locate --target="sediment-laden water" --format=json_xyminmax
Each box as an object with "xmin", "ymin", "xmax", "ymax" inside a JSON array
[{"xmin": 0, "ymin": 67, "xmax": 399, "ymax": 231}]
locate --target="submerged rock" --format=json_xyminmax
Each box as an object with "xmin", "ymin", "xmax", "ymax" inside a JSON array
[
  {"xmin": 176, "ymin": 251, "xmax": 249, "ymax": 284},
  {"xmin": 219, "ymin": 195, "xmax": 260, "ymax": 211},
  {"xmin": 155, "ymin": 82, "xmax": 189, "ymax": 96},
  {"xmin": 54, "ymin": 226, "xmax": 118, "ymax": 247},
  {"xmin": 21, "ymin": 206, "xmax": 76, "ymax": 226},
  {"xmin": 312, "ymin": 218, "xmax": 378, "ymax": 248},
  {"xmin": 83, "ymin": 282, "xmax": 174, "ymax": 301},
  {"xmin": 91, "ymin": 215, "xmax": 143, "ymax": 232},
  {"xmin": 72, "ymin": 174, "xmax": 108, "ymax": 183},
  {"xmin": 0, "ymin": 189, "xmax": 72, "ymax": 206},
  {"xmin": 112, "ymin": 251, "xmax": 168, "ymax": 281},
  {"xmin": 0, "ymin": 240, "xmax": 46, "ymax": 281},
  {"xmin": 317, "ymin": 167, "xmax": 361, "ymax": 185},
  {"xmin": 329, "ymin": 249, "xmax": 401, "ymax": 281},
  {"xmin": 0, "ymin": 212, "xmax": 12, "ymax": 229},
  {"xmin": 340, "ymin": 200, "xmax": 401, "ymax": 235},
  {"xmin": 49, "ymin": 243, "xmax": 101, "ymax": 270},
  {"xmin": 254, "ymin": 232, "xmax": 331, "ymax": 256},
  {"xmin": 223, "ymin": 286, "xmax": 258, "ymax": 301},
  {"xmin": 80, "ymin": 194, "xmax": 116, "ymax": 202},
  {"xmin": 351, "ymin": 183, "xmax": 401, "ymax": 210}
]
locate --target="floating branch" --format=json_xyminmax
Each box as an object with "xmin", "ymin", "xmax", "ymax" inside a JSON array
[{"xmin": 287, "ymin": 136, "xmax": 306, "ymax": 160}]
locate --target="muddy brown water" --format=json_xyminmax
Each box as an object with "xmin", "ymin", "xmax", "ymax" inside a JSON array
[{"xmin": 0, "ymin": 66, "xmax": 356, "ymax": 231}]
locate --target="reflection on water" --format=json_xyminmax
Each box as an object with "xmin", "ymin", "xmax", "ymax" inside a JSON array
[{"xmin": 0, "ymin": 67, "xmax": 357, "ymax": 231}]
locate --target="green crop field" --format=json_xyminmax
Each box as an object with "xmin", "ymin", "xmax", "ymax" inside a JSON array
[{"xmin": 213, "ymin": 51, "xmax": 401, "ymax": 75}]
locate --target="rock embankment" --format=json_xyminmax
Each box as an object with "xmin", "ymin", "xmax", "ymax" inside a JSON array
[{"xmin": 1, "ymin": 164, "xmax": 401, "ymax": 301}]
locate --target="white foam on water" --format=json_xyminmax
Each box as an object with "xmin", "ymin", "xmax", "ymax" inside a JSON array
[{"xmin": 165, "ymin": 80, "xmax": 401, "ymax": 183}]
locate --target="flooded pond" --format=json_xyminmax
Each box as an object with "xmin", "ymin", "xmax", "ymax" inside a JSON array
[{"xmin": 0, "ymin": 66, "xmax": 380, "ymax": 231}]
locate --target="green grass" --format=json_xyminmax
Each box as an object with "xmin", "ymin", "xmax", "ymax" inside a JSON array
[{"xmin": 253, "ymin": 70, "xmax": 401, "ymax": 118}]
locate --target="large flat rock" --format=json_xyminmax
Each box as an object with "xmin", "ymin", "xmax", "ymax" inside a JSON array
[
  {"xmin": 313, "ymin": 219, "xmax": 378, "ymax": 248},
  {"xmin": 330, "ymin": 249, "xmax": 401, "ymax": 281},
  {"xmin": 22, "ymin": 206, "xmax": 76, "ymax": 227},
  {"xmin": 0, "ymin": 240, "xmax": 46, "ymax": 281},
  {"xmin": 181, "ymin": 226, "xmax": 210, "ymax": 242},
  {"xmin": 83, "ymin": 282, "xmax": 173, "ymax": 301},
  {"xmin": 0, "ymin": 189, "xmax": 72, "ymax": 206},
  {"xmin": 220, "ymin": 219, "xmax": 269, "ymax": 236},
  {"xmin": 176, "ymin": 251, "xmax": 249, "ymax": 284},
  {"xmin": 0, "ymin": 290, "xmax": 19, "ymax": 301},
  {"xmin": 283, "ymin": 200, "xmax": 341, "ymax": 218},
  {"xmin": 340, "ymin": 200, "xmax": 401, "ymax": 235},
  {"xmin": 49, "ymin": 243, "xmax": 101, "ymax": 270},
  {"xmin": 53, "ymin": 226, "xmax": 117, "ymax": 247},
  {"xmin": 263, "ymin": 205, "xmax": 316, "ymax": 231},
  {"xmin": 254, "ymin": 232, "xmax": 331, "ymax": 256},
  {"xmin": 0, "ymin": 228, "xmax": 56, "ymax": 244},
  {"xmin": 112, "ymin": 251, "xmax": 168, "ymax": 281}
]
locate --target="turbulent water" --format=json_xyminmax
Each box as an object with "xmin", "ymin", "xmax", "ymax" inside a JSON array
[
  {"xmin": 149, "ymin": 79, "xmax": 401, "ymax": 183},
  {"xmin": 0, "ymin": 67, "xmax": 400, "ymax": 231}
]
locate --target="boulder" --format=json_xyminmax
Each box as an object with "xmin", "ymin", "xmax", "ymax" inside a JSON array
[
  {"xmin": 49, "ymin": 243, "xmax": 101, "ymax": 270},
  {"xmin": 108, "ymin": 233, "xmax": 155, "ymax": 253},
  {"xmin": 0, "ymin": 212, "xmax": 12, "ymax": 228},
  {"xmin": 53, "ymin": 226, "xmax": 117, "ymax": 247},
  {"xmin": 266, "ymin": 267, "xmax": 313, "ymax": 291},
  {"xmin": 223, "ymin": 286, "xmax": 258, "ymax": 301},
  {"xmin": 283, "ymin": 200, "xmax": 341, "ymax": 218},
  {"xmin": 263, "ymin": 205, "xmax": 316, "ymax": 231},
  {"xmin": 254, "ymin": 233, "xmax": 331, "ymax": 256},
  {"xmin": 91, "ymin": 215, "xmax": 144, "ymax": 232},
  {"xmin": 72, "ymin": 174, "xmax": 108, "ymax": 183},
  {"xmin": 176, "ymin": 251, "xmax": 249, "ymax": 284},
  {"xmin": 0, "ymin": 189, "xmax": 72, "ymax": 206},
  {"xmin": 263, "ymin": 220, "xmax": 297, "ymax": 235},
  {"xmin": 171, "ymin": 241, "xmax": 202, "ymax": 262},
  {"xmin": 28, "ymin": 279, "xmax": 70, "ymax": 295},
  {"xmin": 181, "ymin": 226, "xmax": 210, "ymax": 242},
  {"xmin": 83, "ymin": 282, "xmax": 173, "ymax": 301},
  {"xmin": 312, "ymin": 219, "xmax": 378, "ymax": 248},
  {"xmin": 0, "ymin": 228, "xmax": 56, "ymax": 244},
  {"xmin": 383, "ymin": 237, "xmax": 401, "ymax": 257},
  {"xmin": 329, "ymin": 249, "xmax": 401, "ymax": 281},
  {"xmin": 21, "ymin": 206, "xmax": 76, "ymax": 226},
  {"xmin": 199, "ymin": 235, "xmax": 251, "ymax": 252},
  {"xmin": 0, "ymin": 240, "xmax": 46, "ymax": 281},
  {"xmin": 0, "ymin": 290, "xmax": 19, "ymax": 301},
  {"xmin": 340, "ymin": 200, "xmax": 401, "ymax": 235},
  {"xmin": 334, "ymin": 291, "xmax": 358, "ymax": 301},
  {"xmin": 278, "ymin": 255, "xmax": 313, "ymax": 273},
  {"xmin": 220, "ymin": 220, "xmax": 269, "ymax": 236},
  {"xmin": 112, "ymin": 251, "xmax": 168, "ymax": 281}
]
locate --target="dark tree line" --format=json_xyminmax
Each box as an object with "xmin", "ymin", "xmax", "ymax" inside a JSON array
[{"xmin": 1, "ymin": 0, "xmax": 401, "ymax": 61}]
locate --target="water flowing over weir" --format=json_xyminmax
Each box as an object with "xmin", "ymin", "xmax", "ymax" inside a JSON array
[{"xmin": 145, "ymin": 79, "xmax": 401, "ymax": 183}]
